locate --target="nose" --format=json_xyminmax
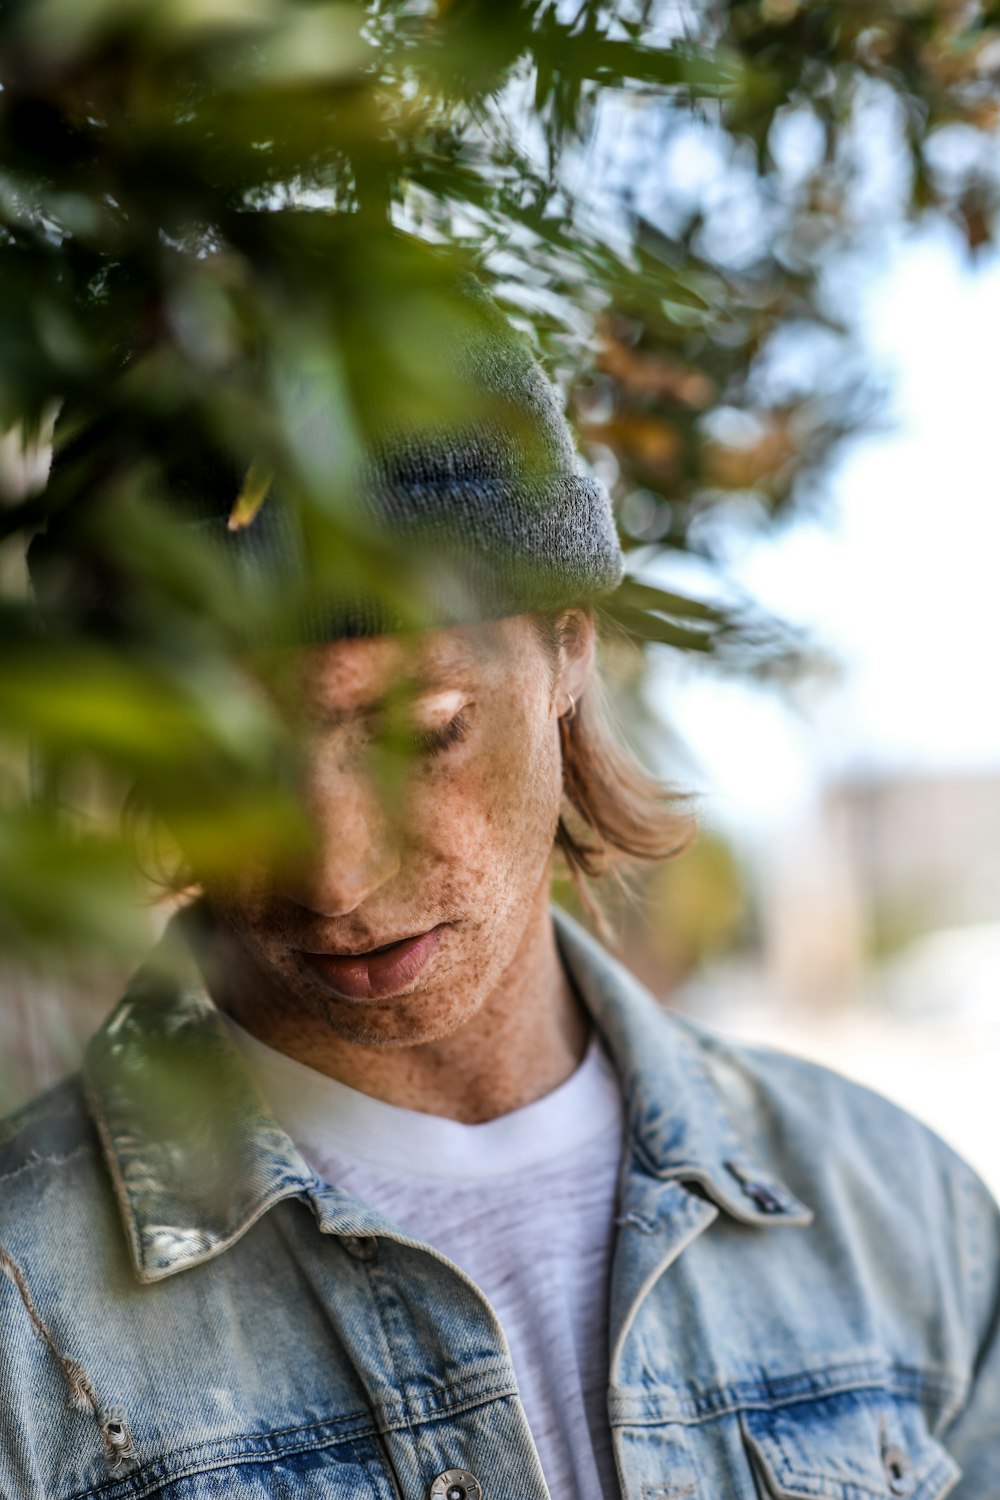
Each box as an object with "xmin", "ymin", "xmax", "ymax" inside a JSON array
[{"xmin": 281, "ymin": 752, "xmax": 402, "ymax": 918}]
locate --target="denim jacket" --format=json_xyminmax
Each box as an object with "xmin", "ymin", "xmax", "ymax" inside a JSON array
[{"xmin": 1, "ymin": 906, "xmax": 998, "ymax": 1500}]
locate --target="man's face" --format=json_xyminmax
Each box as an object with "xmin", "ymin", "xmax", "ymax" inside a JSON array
[{"xmin": 205, "ymin": 613, "xmax": 579, "ymax": 1047}]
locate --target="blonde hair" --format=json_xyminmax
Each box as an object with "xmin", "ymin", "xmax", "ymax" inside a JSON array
[{"xmin": 530, "ymin": 609, "xmax": 695, "ymax": 935}]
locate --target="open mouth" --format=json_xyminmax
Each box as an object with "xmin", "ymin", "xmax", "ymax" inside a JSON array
[
  {"xmin": 353, "ymin": 934, "xmax": 413, "ymax": 957},
  {"xmin": 300, "ymin": 924, "xmax": 446, "ymax": 1001}
]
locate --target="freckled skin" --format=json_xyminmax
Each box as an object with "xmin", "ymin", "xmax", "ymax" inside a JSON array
[{"xmin": 200, "ymin": 612, "xmax": 596, "ymax": 1123}]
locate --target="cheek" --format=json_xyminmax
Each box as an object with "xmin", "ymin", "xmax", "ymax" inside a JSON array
[
  {"xmin": 206, "ymin": 871, "xmax": 278, "ymax": 939},
  {"xmin": 409, "ymin": 704, "xmax": 561, "ymax": 876}
]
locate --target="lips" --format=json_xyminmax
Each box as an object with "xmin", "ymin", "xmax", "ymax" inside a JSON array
[{"xmin": 300, "ymin": 925, "xmax": 446, "ymax": 1001}]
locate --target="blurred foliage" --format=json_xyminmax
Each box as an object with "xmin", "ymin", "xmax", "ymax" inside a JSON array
[
  {"xmin": 1, "ymin": 0, "xmax": 999, "ymax": 958},
  {"xmin": 554, "ymin": 821, "xmax": 750, "ymax": 987},
  {"xmin": 632, "ymin": 827, "xmax": 749, "ymax": 988}
]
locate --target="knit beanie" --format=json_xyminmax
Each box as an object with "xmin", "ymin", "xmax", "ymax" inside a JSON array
[{"xmin": 28, "ymin": 277, "xmax": 624, "ymax": 644}]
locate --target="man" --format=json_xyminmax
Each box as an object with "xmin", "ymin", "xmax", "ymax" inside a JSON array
[{"xmin": 5, "ymin": 281, "xmax": 1000, "ymax": 1500}]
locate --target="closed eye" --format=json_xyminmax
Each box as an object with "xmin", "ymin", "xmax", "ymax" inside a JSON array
[{"xmin": 413, "ymin": 712, "xmax": 470, "ymax": 756}]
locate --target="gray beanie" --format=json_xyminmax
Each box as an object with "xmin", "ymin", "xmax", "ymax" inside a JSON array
[{"xmin": 30, "ymin": 277, "xmax": 624, "ymax": 643}]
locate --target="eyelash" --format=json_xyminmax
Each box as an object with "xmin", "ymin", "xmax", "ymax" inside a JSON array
[{"xmin": 412, "ymin": 712, "xmax": 470, "ymax": 757}]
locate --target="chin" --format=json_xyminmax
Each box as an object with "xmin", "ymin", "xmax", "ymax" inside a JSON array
[{"xmin": 320, "ymin": 993, "xmax": 478, "ymax": 1051}]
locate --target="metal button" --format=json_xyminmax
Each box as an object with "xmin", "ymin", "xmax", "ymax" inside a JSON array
[
  {"xmin": 429, "ymin": 1468, "xmax": 482, "ymax": 1500},
  {"xmin": 744, "ymin": 1182, "xmax": 784, "ymax": 1214},
  {"xmin": 341, "ymin": 1235, "xmax": 378, "ymax": 1263},
  {"xmin": 882, "ymin": 1445, "xmax": 914, "ymax": 1497},
  {"xmin": 723, "ymin": 1158, "xmax": 786, "ymax": 1214}
]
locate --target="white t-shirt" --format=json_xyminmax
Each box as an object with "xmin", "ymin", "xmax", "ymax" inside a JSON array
[{"xmin": 224, "ymin": 1016, "xmax": 625, "ymax": 1500}]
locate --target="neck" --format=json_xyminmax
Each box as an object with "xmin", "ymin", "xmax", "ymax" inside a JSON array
[{"xmin": 202, "ymin": 890, "xmax": 591, "ymax": 1124}]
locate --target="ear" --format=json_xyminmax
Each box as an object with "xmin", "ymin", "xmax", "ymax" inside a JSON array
[{"xmin": 554, "ymin": 607, "xmax": 596, "ymax": 715}]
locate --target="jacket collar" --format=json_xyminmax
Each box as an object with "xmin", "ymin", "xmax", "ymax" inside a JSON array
[
  {"xmin": 552, "ymin": 909, "xmax": 812, "ymax": 1229},
  {"xmin": 84, "ymin": 910, "xmax": 319, "ymax": 1283},
  {"xmin": 85, "ymin": 904, "xmax": 811, "ymax": 1284}
]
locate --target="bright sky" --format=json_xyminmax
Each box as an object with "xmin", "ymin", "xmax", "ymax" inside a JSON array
[{"xmin": 646, "ymin": 223, "xmax": 1000, "ymax": 838}]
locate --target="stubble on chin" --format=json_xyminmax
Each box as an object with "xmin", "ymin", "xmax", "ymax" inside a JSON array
[{"xmin": 216, "ymin": 916, "xmax": 482, "ymax": 1053}]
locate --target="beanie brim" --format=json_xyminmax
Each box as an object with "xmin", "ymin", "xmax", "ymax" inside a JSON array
[{"xmin": 184, "ymin": 473, "xmax": 624, "ymax": 645}]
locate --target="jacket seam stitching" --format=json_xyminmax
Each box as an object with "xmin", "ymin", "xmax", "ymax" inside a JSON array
[
  {"xmin": 609, "ymin": 1363, "xmax": 965, "ymax": 1425},
  {"xmin": 80, "ymin": 1071, "xmax": 146, "ymax": 1277},
  {"xmin": 373, "ymin": 1380, "xmax": 520, "ymax": 1434},
  {"xmin": 70, "ymin": 1384, "xmax": 523, "ymax": 1500},
  {"xmin": 0, "ymin": 1142, "xmax": 93, "ymax": 1186},
  {"xmin": 67, "ymin": 1412, "xmax": 382, "ymax": 1500}
]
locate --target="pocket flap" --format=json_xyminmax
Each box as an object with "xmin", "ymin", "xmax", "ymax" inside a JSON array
[{"xmin": 741, "ymin": 1389, "xmax": 960, "ymax": 1500}]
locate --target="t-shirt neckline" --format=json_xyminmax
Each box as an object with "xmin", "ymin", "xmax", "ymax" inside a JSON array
[{"xmin": 222, "ymin": 1014, "xmax": 623, "ymax": 1180}]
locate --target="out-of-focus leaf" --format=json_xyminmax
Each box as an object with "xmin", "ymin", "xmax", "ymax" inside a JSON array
[
  {"xmin": 0, "ymin": 646, "xmax": 281, "ymax": 769},
  {"xmin": 611, "ymin": 577, "xmax": 727, "ymax": 624},
  {"xmin": 228, "ymin": 461, "xmax": 274, "ymax": 531},
  {"xmin": 0, "ymin": 808, "xmax": 145, "ymax": 954},
  {"xmin": 0, "ymin": 0, "xmax": 996, "ymax": 967}
]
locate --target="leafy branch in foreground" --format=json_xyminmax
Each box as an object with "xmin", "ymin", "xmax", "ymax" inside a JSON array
[{"xmin": 0, "ymin": 0, "xmax": 997, "ymax": 954}]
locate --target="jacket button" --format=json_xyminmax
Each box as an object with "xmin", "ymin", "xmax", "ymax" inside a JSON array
[
  {"xmin": 882, "ymin": 1444, "xmax": 914, "ymax": 1496},
  {"xmin": 745, "ymin": 1182, "xmax": 784, "ymax": 1214},
  {"xmin": 723, "ymin": 1158, "xmax": 786, "ymax": 1214},
  {"xmin": 429, "ymin": 1469, "xmax": 483, "ymax": 1500},
  {"xmin": 341, "ymin": 1235, "xmax": 378, "ymax": 1262}
]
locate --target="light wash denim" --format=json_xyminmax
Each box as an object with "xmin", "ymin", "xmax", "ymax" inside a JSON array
[{"xmin": 1, "ymin": 905, "xmax": 998, "ymax": 1499}]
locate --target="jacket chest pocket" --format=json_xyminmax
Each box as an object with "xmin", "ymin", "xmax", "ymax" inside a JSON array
[
  {"xmin": 740, "ymin": 1389, "xmax": 960, "ymax": 1500},
  {"xmin": 78, "ymin": 1432, "xmax": 400, "ymax": 1500}
]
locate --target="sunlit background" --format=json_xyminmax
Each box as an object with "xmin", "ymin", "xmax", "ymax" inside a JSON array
[{"xmin": 639, "ymin": 223, "xmax": 1000, "ymax": 1196}]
